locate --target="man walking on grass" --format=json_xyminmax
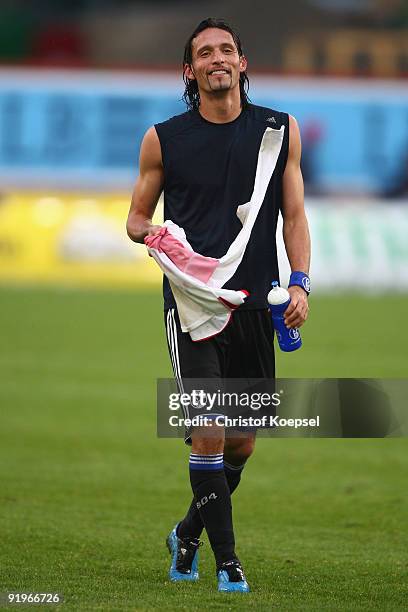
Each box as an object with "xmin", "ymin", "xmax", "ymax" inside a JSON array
[{"xmin": 127, "ymin": 18, "xmax": 310, "ymax": 592}]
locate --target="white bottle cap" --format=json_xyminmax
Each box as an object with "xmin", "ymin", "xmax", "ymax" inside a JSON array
[{"xmin": 267, "ymin": 283, "xmax": 290, "ymax": 306}]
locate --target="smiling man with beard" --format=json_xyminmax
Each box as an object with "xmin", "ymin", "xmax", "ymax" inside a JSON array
[{"xmin": 127, "ymin": 18, "xmax": 311, "ymax": 593}]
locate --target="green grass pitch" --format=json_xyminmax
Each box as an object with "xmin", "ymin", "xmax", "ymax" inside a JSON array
[{"xmin": 0, "ymin": 287, "xmax": 407, "ymax": 610}]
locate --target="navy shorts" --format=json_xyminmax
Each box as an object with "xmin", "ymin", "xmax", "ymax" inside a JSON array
[{"xmin": 164, "ymin": 308, "xmax": 276, "ymax": 444}]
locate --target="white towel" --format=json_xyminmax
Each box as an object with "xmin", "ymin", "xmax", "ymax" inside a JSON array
[{"xmin": 145, "ymin": 126, "xmax": 285, "ymax": 341}]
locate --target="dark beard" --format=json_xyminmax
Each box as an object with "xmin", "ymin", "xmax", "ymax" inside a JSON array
[{"xmin": 207, "ymin": 74, "xmax": 233, "ymax": 91}]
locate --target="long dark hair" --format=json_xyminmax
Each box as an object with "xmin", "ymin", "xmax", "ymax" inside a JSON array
[{"xmin": 182, "ymin": 18, "xmax": 250, "ymax": 111}]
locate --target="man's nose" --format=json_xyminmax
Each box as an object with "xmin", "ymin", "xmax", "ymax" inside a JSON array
[{"xmin": 212, "ymin": 50, "xmax": 225, "ymax": 64}]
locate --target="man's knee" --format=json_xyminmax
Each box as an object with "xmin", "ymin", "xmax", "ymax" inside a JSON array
[
  {"xmin": 191, "ymin": 424, "xmax": 225, "ymax": 455},
  {"xmin": 224, "ymin": 435, "xmax": 256, "ymax": 465}
]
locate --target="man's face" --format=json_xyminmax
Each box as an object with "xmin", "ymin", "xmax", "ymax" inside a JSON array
[{"xmin": 185, "ymin": 28, "xmax": 247, "ymax": 97}]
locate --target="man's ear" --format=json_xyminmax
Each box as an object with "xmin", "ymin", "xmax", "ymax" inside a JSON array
[
  {"xmin": 239, "ymin": 55, "xmax": 248, "ymax": 73},
  {"xmin": 184, "ymin": 63, "xmax": 196, "ymax": 81}
]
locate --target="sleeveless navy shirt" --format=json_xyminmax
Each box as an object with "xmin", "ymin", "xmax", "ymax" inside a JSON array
[{"xmin": 154, "ymin": 104, "xmax": 289, "ymax": 310}]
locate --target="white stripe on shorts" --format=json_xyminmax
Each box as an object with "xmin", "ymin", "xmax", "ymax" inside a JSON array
[{"xmin": 166, "ymin": 309, "xmax": 188, "ymax": 420}]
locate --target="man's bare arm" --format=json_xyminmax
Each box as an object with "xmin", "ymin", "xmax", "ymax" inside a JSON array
[
  {"xmin": 281, "ymin": 115, "xmax": 311, "ymax": 328},
  {"xmin": 126, "ymin": 126, "xmax": 164, "ymax": 244}
]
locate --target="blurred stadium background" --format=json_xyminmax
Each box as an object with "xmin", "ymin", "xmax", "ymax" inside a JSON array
[{"xmin": 1, "ymin": 1, "xmax": 407, "ymax": 610}]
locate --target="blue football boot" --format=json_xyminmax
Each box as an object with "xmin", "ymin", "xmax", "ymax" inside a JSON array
[
  {"xmin": 166, "ymin": 524, "xmax": 202, "ymax": 582},
  {"xmin": 217, "ymin": 558, "xmax": 250, "ymax": 593}
]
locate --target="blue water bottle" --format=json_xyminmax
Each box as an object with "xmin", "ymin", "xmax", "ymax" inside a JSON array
[{"xmin": 267, "ymin": 281, "xmax": 302, "ymax": 352}]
